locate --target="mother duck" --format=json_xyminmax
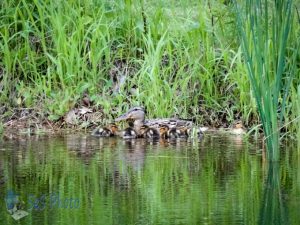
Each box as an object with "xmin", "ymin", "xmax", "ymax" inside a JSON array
[{"xmin": 115, "ymin": 106, "xmax": 193, "ymax": 135}]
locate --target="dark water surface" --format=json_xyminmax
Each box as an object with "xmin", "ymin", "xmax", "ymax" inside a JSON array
[{"xmin": 0, "ymin": 133, "xmax": 299, "ymax": 225}]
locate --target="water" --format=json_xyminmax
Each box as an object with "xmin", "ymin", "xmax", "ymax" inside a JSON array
[{"xmin": 0, "ymin": 133, "xmax": 299, "ymax": 225}]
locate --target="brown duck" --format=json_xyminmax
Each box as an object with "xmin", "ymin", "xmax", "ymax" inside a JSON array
[{"xmin": 115, "ymin": 107, "xmax": 193, "ymax": 136}]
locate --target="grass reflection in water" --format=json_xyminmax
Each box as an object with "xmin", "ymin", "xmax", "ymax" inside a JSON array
[{"xmin": 0, "ymin": 134, "xmax": 299, "ymax": 225}]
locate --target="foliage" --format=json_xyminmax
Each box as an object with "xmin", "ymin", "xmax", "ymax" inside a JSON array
[
  {"xmin": 234, "ymin": 0, "xmax": 299, "ymax": 160},
  {"xmin": 0, "ymin": 0, "xmax": 299, "ymax": 141}
]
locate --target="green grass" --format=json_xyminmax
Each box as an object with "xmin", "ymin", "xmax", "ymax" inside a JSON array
[
  {"xmin": 0, "ymin": 0, "xmax": 299, "ymax": 148},
  {"xmin": 234, "ymin": 0, "xmax": 299, "ymax": 160},
  {"xmin": 0, "ymin": 122, "xmax": 3, "ymax": 134}
]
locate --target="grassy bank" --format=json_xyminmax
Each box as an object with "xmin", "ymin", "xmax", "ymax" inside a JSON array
[{"xmin": 0, "ymin": 0, "xmax": 299, "ymax": 137}]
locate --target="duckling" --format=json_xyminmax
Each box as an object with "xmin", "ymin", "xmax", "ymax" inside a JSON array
[
  {"xmin": 109, "ymin": 123, "xmax": 119, "ymax": 135},
  {"xmin": 230, "ymin": 121, "xmax": 246, "ymax": 135},
  {"xmin": 165, "ymin": 126, "xmax": 190, "ymax": 139},
  {"xmin": 140, "ymin": 125, "xmax": 160, "ymax": 139},
  {"xmin": 175, "ymin": 126, "xmax": 189, "ymax": 138},
  {"xmin": 92, "ymin": 127, "xmax": 111, "ymax": 137},
  {"xmin": 167, "ymin": 127, "xmax": 179, "ymax": 139},
  {"xmin": 159, "ymin": 125, "xmax": 169, "ymax": 139},
  {"xmin": 91, "ymin": 123, "xmax": 119, "ymax": 137},
  {"xmin": 122, "ymin": 127, "xmax": 137, "ymax": 139}
]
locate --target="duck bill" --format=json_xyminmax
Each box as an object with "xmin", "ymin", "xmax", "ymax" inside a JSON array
[{"xmin": 115, "ymin": 112, "xmax": 130, "ymax": 122}]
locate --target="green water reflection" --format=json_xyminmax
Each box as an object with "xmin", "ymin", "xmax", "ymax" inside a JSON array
[{"xmin": 0, "ymin": 134, "xmax": 299, "ymax": 224}]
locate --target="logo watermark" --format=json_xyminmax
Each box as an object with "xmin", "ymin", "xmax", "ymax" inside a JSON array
[
  {"xmin": 27, "ymin": 192, "xmax": 80, "ymax": 210},
  {"xmin": 4, "ymin": 189, "xmax": 80, "ymax": 220},
  {"xmin": 4, "ymin": 189, "xmax": 29, "ymax": 220}
]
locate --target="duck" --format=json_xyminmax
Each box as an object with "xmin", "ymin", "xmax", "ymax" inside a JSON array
[
  {"xmin": 122, "ymin": 127, "xmax": 137, "ymax": 139},
  {"xmin": 92, "ymin": 123, "xmax": 119, "ymax": 137},
  {"xmin": 175, "ymin": 126, "xmax": 189, "ymax": 138},
  {"xmin": 167, "ymin": 127, "xmax": 179, "ymax": 139},
  {"xmin": 159, "ymin": 125, "xmax": 169, "ymax": 139},
  {"xmin": 230, "ymin": 121, "xmax": 246, "ymax": 135},
  {"xmin": 160, "ymin": 125, "xmax": 189, "ymax": 139},
  {"xmin": 140, "ymin": 125, "xmax": 160, "ymax": 139},
  {"xmin": 115, "ymin": 106, "xmax": 193, "ymax": 135}
]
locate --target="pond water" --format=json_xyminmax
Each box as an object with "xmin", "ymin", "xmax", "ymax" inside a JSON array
[{"xmin": 0, "ymin": 133, "xmax": 299, "ymax": 225}]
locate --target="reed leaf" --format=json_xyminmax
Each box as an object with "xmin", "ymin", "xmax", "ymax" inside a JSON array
[{"xmin": 234, "ymin": 0, "xmax": 297, "ymax": 161}]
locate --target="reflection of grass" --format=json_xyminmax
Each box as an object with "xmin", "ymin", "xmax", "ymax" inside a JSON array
[
  {"xmin": 1, "ymin": 0, "xmax": 299, "ymax": 135},
  {"xmin": 235, "ymin": 0, "xmax": 298, "ymax": 161},
  {"xmin": 0, "ymin": 136, "xmax": 299, "ymax": 224},
  {"xmin": 259, "ymin": 163, "xmax": 289, "ymax": 225}
]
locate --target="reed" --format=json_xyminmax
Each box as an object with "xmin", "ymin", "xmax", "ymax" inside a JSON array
[{"xmin": 234, "ymin": 0, "xmax": 298, "ymax": 161}]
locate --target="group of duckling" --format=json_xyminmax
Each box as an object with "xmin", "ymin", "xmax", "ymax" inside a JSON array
[
  {"xmin": 92, "ymin": 123, "xmax": 198, "ymax": 140},
  {"xmin": 92, "ymin": 106, "xmax": 203, "ymax": 140}
]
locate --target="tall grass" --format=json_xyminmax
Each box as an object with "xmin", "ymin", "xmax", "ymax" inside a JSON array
[
  {"xmin": 0, "ymin": 0, "xmax": 299, "ymax": 138},
  {"xmin": 0, "ymin": 1, "xmax": 248, "ymax": 123},
  {"xmin": 234, "ymin": 0, "xmax": 298, "ymax": 160}
]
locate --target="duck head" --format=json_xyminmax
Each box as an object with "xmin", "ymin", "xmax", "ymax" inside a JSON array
[
  {"xmin": 115, "ymin": 107, "xmax": 145, "ymax": 122},
  {"xmin": 115, "ymin": 107, "xmax": 146, "ymax": 134},
  {"xmin": 107, "ymin": 123, "xmax": 119, "ymax": 135},
  {"xmin": 234, "ymin": 121, "xmax": 245, "ymax": 129}
]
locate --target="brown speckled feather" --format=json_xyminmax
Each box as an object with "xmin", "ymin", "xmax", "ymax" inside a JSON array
[{"xmin": 144, "ymin": 118, "xmax": 193, "ymax": 129}]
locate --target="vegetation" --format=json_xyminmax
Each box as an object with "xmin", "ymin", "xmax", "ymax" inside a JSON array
[
  {"xmin": 235, "ymin": 0, "xmax": 299, "ymax": 160},
  {"xmin": 0, "ymin": 1, "xmax": 299, "ymax": 141}
]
